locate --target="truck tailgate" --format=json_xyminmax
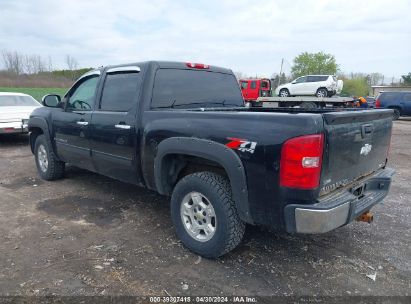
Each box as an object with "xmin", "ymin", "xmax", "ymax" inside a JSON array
[{"xmin": 320, "ymin": 109, "xmax": 393, "ymax": 195}]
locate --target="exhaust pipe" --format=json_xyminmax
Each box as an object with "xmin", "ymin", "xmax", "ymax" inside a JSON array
[{"xmin": 356, "ymin": 211, "xmax": 374, "ymax": 223}]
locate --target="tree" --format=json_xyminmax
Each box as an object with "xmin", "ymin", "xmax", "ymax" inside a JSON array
[
  {"xmin": 340, "ymin": 77, "xmax": 369, "ymax": 97},
  {"xmin": 401, "ymin": 73, "xmax": 411, "ymax": 85},
  {"xmin": 2, "ymin": 50, "xmax": 24, "ymax": 75},
  {"xmin": 291, "ymin": 52, "xmax": 338, "ymax": 78},
  {"xmin": 65, "ymin": 55, "xmax": 79, "ymax": 80},
  {"xmin": 23, "ymin": 54, "xmax": 45, "ymax": 74},
  {"xmin": 233, "ymin": 71, "xmax": 247, "ymax": 80},
  {"xmin": 370, "ymin": 72, "xmax": 384, "ymax": 86}
]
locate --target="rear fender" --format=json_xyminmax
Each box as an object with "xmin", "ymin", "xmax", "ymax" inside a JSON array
[{"xmin": 154, "ymin": 137, "xmax": 252, "ymax": 224}]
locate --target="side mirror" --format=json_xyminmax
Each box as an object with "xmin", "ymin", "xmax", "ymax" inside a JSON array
[
  {"xmin": 291, "ymin": 81, "xmax": 296, "ymax": 84},
  {"xmin": 42, "ymin": 94, "xmax": 61, "ymax": 107}
]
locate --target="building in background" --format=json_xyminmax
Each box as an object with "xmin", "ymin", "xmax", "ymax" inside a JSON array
[{"xmin": 371, "ymin": 85, "xmax": 411, "ymax": 97}]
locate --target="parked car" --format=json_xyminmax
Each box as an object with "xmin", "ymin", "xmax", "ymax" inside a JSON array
[
  {"xmin": 375, "ymin": 91, "xmax": 411, "ymax": 120},
  {"xmin": 29, "ymin": 61, "xmax": 394, "ymax": 258},
  {"xmin": 275, "ymin": 75, "xmax": 343, "ymax": 98},
  {"xmin": 239, "ymin": 78, "xmax": 272, "ymax": 102},
  {"xmin": 0, "ymin": 92, "xmax": 41, "ymax": 134}
]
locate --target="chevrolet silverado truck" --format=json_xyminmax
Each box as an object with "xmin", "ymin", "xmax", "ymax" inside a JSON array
[{"xmin": 28, "ymin": 61, "xmax": 394, "ymax": 258}]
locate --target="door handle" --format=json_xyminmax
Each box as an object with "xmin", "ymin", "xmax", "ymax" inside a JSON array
[
  {"xmin": 115, "ymin": 124, "xmax": 131, "ymax": 129},
  {"xmin": 76, "ymin": 121, "xmax": 89, "ymax": 126}
]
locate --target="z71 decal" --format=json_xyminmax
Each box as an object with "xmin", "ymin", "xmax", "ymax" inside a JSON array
[{"xmin": 225, "ymin": 138, "xmax": 257, "ymax": 154}]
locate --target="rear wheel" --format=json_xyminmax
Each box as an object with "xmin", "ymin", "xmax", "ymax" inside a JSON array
[
  {"xmin": 171, "ymin": 172, "xmax": 245, "ymax": 258},
  {"xmin": 279, "ymin": 89, "xmax": 290, "ymax": 97},
  {"xmin": 392, "ymin": 108, "xmax": 401, "ymax": 120},
  {"xmin": 316, "ymin": 88, "xmax": 328, "ymax": 98},
  {"xmin": 34, "ymin": 135, "xmax": 65, "ymax": 180}
]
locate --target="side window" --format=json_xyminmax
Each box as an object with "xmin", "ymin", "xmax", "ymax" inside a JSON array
[
  {"xmin": 382, "ymin": 93, "xmax": 399, "ymax": 102},
  {"xmin": 307, "ymin": 76, "xmax": 315, "ymax": 82},
  {"xmin": 250, "ymin": 81, "xmax": 257, "ymax": 89},
  {"xmin": 402, "ymin": 93, "xmax": 411, "ymax": 102},
  {"xmin": 67, "ymin": 76, "xmax": 99, "ymax": 111},
  {"xmin": 100, "ymin": 72, "xmax": 141, "ymax": 112},
  {"xmin": 295, "ymin": 77, "xmax": 306, "ymax": 83},
  {"xmin": 240, "ymin": 81, "xmax": 248, "ymax": 89}
]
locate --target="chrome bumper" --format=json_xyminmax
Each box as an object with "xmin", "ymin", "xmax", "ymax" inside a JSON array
[
  {"xmin": 0, "ymin": 121, "xmax": 28, "ymax": 134},
  {"xmin": 295, "ymin": 202, "xmax": 350, "ymax": 233},
  {"xmin": 284, "ymin": 167, "xmax": 395, "ymax": 234}
]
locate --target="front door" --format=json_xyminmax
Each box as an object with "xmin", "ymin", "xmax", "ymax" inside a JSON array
[
  {"xmin": 290, "ymin": 76, "xmax": 307, "ymax": 95},
  {"xmin": 90, "ymin": 66, "xmax": 143, "ymax": 185},
  {"xmin": 52, "ymin": 72, "xmax": 100, "ymax": 170}
]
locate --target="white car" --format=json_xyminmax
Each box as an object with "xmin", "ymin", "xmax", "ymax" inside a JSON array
[
  {"xmin": 276, "ymin": 75, "xmax": 343, "ymax": 98},
  {"xmin": 0, "ymin": 92, "xmax": 42, "ymax": 134}
]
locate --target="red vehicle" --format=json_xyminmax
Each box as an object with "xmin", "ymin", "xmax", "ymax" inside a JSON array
[{"xmin": 239, "ymin": 78, "xmax": 272, "ymax": 102}]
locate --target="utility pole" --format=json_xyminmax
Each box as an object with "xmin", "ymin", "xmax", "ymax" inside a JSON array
[{"xmin": 278, "ymin": 58, "xmax": 284, "ymax": 87}]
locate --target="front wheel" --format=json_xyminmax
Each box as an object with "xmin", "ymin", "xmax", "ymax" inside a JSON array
[
  {"xmin": 34, "ymin": 134, "xmax": 65, "ymax": 180},
  {"xmin": 171, "ymin": 172, "xmax": 245, "ymax": 258}
]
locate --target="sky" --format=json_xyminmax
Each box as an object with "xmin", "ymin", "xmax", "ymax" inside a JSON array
[{"xmin": 0, "ymin": 0, "xmax": 410, "ymax": 79}]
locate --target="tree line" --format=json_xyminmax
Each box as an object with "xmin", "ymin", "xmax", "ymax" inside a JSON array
[{"xmin": 0, "ymin": 50, "xmax": 93, "ymax": 88}]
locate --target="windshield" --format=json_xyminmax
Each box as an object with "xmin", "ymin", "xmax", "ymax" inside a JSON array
[
  {"xmin": 151, "ymin": 69, "xmax": 244, "ymax": 108},
  {"xmin": 0, "ymin": 95, "xmax": 40, "ymax": 107}
]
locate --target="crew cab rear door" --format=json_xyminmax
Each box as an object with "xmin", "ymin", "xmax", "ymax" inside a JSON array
[
  {"xmin": 90, "ymin": 66, "xmax": 143, "ymax": 184},
  {"xmin": 320, "ymin": 109, "xmax": 393, "ymax": 195}
]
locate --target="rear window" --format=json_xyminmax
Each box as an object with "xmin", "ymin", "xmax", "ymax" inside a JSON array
[
  {"xmin": 0, "ymin": 95, "xmax": 40, "ymax": 107},
  {"xmin": 151, "ymin": 69, "xmax": 244, "ymax": 108},
  {"xmin": 100, "ymin": 72, "xmax": 141, "ymax": 112},
  {"xmin": 307, "ymin": 76, "xmax": 329, "ymax": 82}
]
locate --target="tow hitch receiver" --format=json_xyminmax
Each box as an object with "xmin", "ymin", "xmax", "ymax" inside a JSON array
[{"xmin": 356, "ymin": 211, "xmax": 374, "ymax": 223}]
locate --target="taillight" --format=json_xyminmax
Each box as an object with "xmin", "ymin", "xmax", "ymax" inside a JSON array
[
  {"xmin": 280, "ymin": 134, "xmax": 324, "ymax": 189},
  {"xmin": 375, "ymin": 99, "xmax": 381, "ymax": 108},
  {"xmin": 186, "ymin": 63, "xmax": 209, "ymax": 69}
]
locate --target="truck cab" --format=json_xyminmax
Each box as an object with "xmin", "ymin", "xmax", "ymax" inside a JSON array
[{"xmin": 239, "ymin": 78, "xmax": 272, "ymax": 102}]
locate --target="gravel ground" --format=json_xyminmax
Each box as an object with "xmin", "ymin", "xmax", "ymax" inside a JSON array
[{"xmin": 0, "ymin": 119, "xmax": 410, "ymax": 297}]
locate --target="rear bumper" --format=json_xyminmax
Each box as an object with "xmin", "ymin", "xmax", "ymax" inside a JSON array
[
  {"xmin": 0, "ymin": 121, "xmax": 28, "ymax": 134},
  {"xmin": 284, "ymin": 167, "xmax": 395, "ymax": 233}
]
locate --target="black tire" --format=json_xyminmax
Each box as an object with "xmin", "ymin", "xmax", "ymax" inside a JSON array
[
  {"xmin": 170, "ymin": 172, "xmax": 245, "ymax": 258},
  {"xmin": 392, "ymin": 108, "xmax": 401, "ymax": 120},
  {"xmin": 300, "ymin": 101, "xmax": 318, "ymax": 109},
  {"xmin": 316, "ymin": 88, "xmax": 328, "ymax": 98},
  {"xmin": 34, "ymin": 134, "xmax": 65, "ymax": 180},
  {"xmin": 279, "ymin": 89, "xmax": 290, "ymax": 97}
]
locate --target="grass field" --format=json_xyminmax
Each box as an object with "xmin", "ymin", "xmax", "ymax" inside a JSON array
[{"xmin": 0, "ymin": 87, "xmax": 68, "ymax": 102}]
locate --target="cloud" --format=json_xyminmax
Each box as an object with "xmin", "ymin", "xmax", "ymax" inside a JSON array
[{"xmin": 0, "ymin": 0, "xmax": 410, "ymax": 78}]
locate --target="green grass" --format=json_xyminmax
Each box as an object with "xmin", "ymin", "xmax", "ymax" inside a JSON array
[{"xmin": 0, "ymin": 87, "xmax": 68, "ymax": 102}]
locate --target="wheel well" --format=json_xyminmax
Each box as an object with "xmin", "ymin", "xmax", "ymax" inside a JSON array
[
  {"xmin": 388, "ymin": 106, "xmax": 402, "ymax": 112},
  {"xmin": 29, "ymin": 127, "xmax": 43, "ymax": 153},
  {"xmin": 317, "ymin": 87, "xmax": 328, "ymax": 92},
  {"xmin": 160, "ymin": 154, "xmax": 227, "ymax": 195}
]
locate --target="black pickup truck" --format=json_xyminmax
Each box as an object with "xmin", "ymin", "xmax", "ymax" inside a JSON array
[{"xmin": 28, "ymin": 61, "xmax": 394, "ymax": 257}]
